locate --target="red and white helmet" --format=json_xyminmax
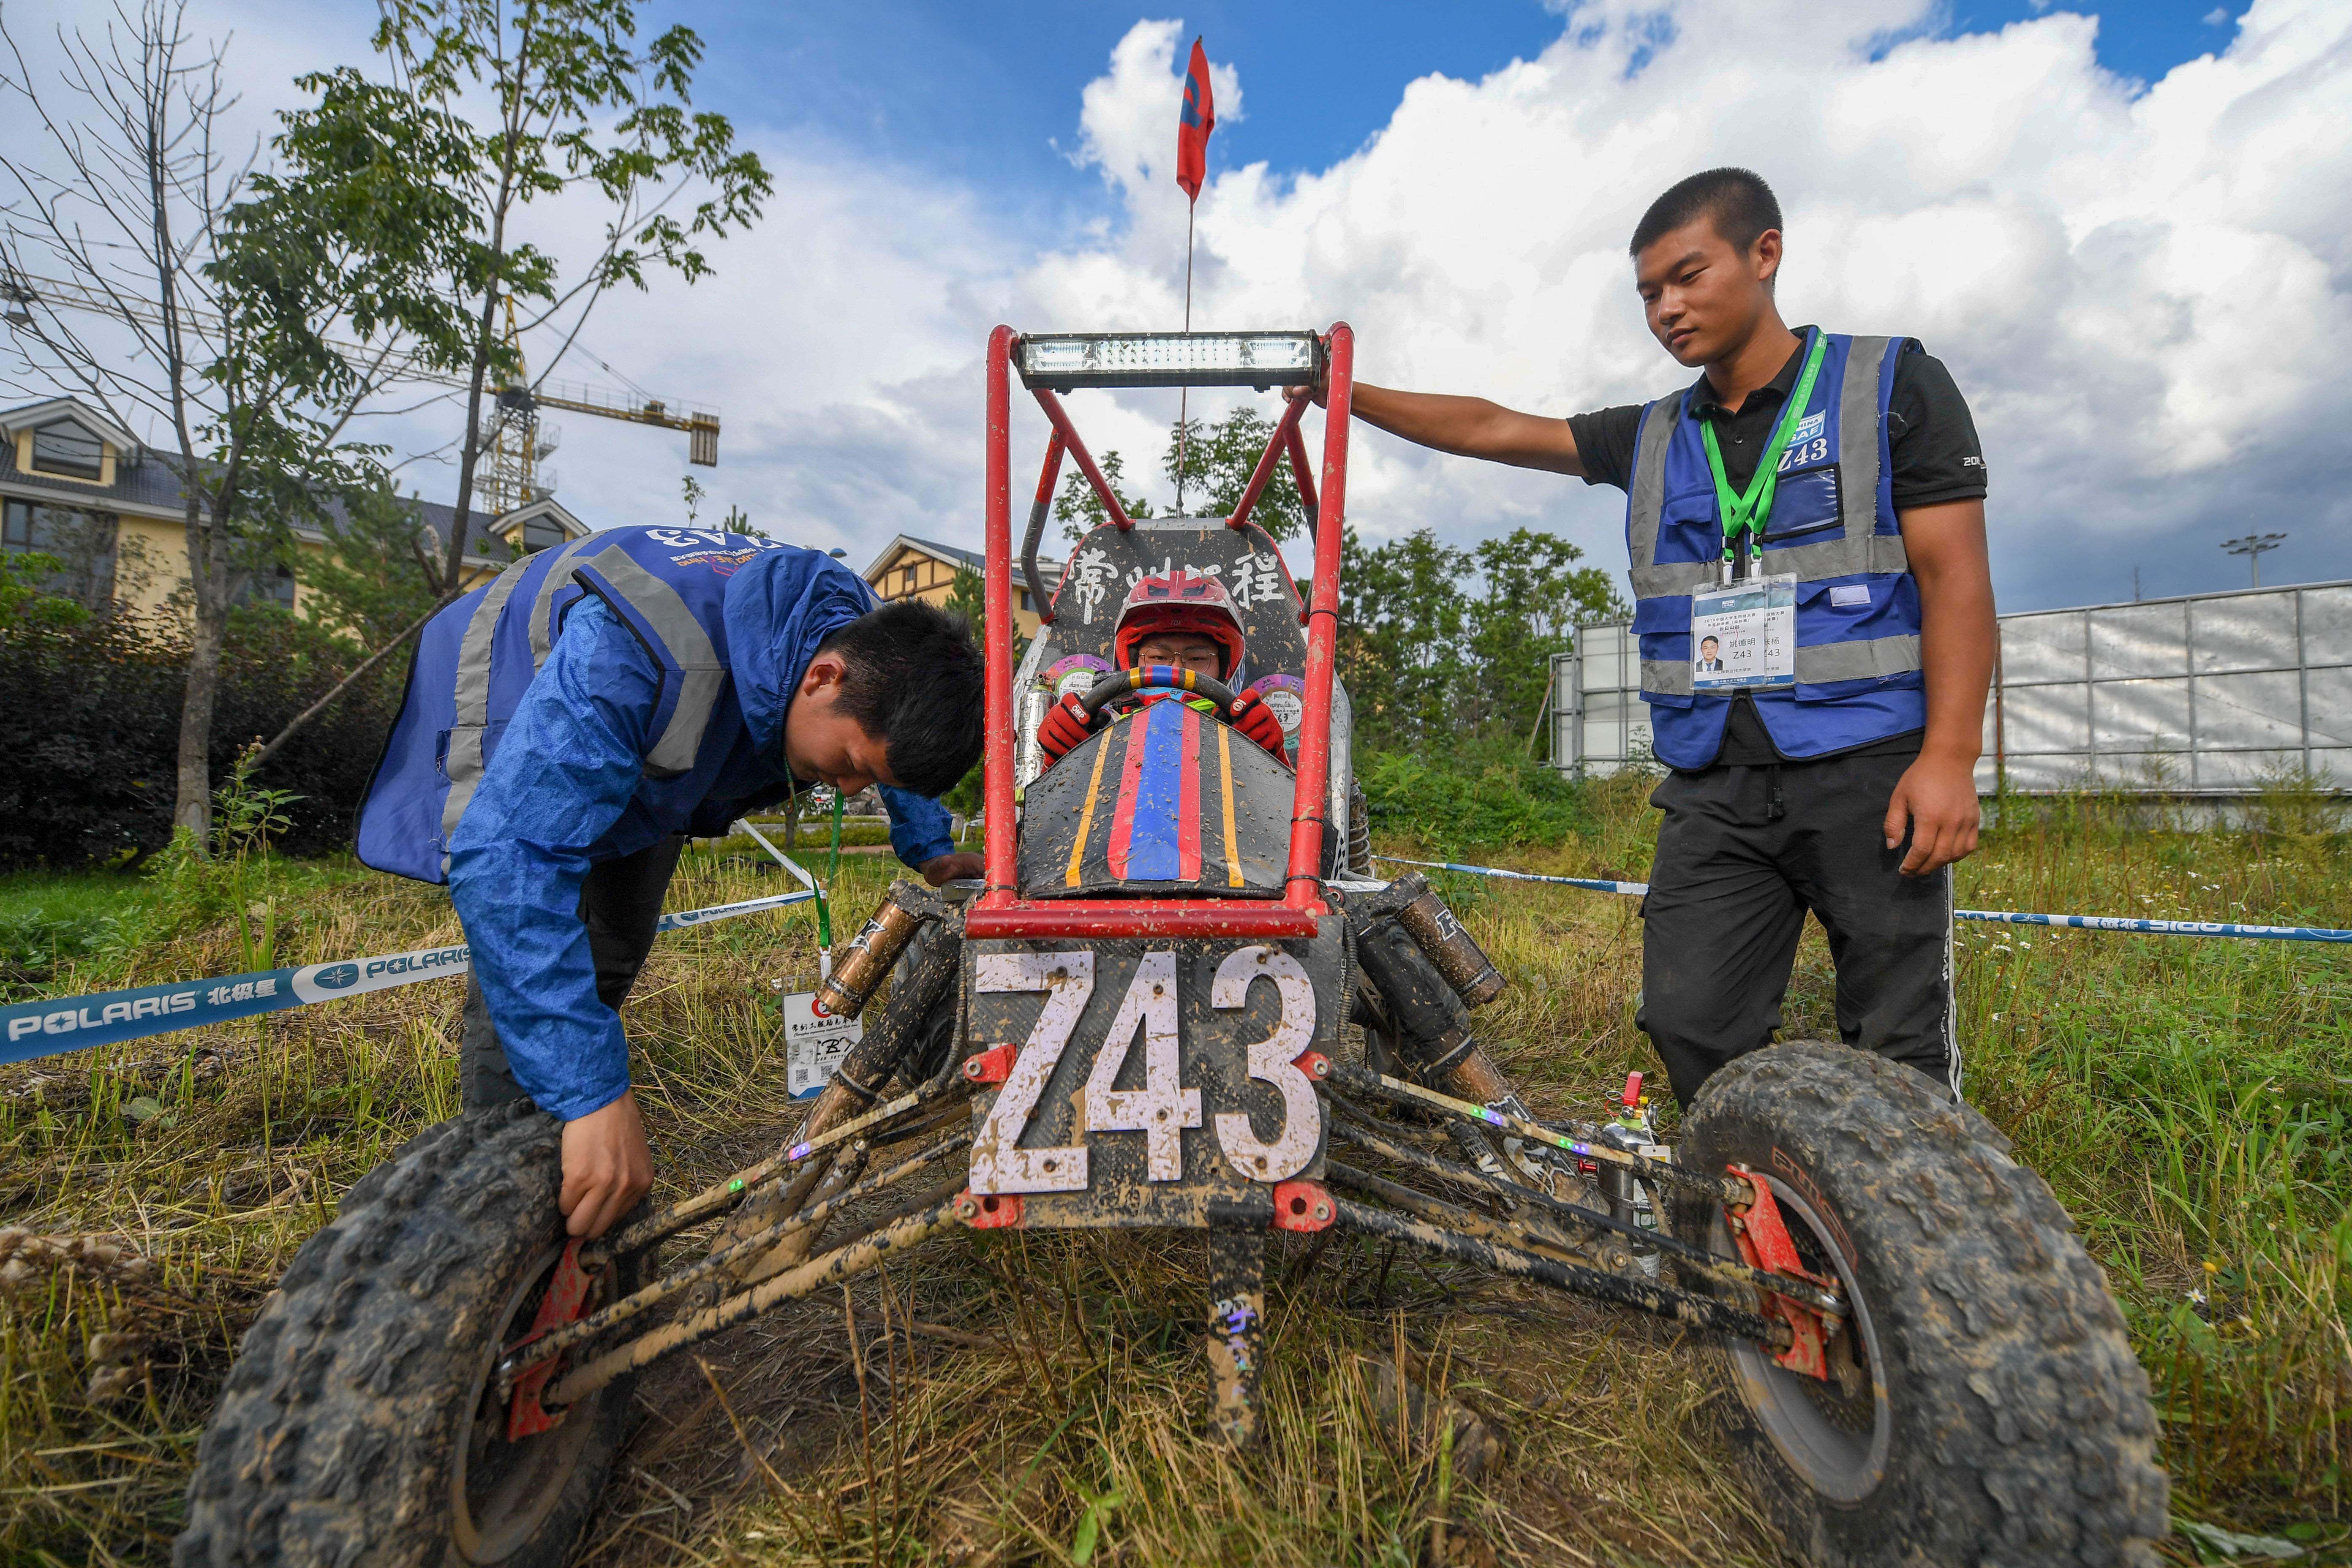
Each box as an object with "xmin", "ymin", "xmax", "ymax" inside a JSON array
[{"xmin": 1111, "ymin": 569, "xmax": 1247, "ymax": 681}]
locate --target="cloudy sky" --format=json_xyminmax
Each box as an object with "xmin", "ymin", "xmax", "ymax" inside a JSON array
[{"xmin": 5, "ymin": 0, "xmax": 2347, "ymax": 612}]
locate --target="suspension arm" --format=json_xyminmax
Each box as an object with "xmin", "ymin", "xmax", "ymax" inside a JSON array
[
  {"xmin": 1329, "ymin": 1196, "xmax": 1788, "ymax": 1348},
  {"xmin": 1320, "ymin": 1060, "xmax": 1752, "ymax": 1203},
  {"xmin": 1328, "ymin": 1115, "xmax": 1845, "ymax": 1320},
  {"xmin": 504, "ymin": 1130, "xmax": 970, "ymax": 1393},
  {"xmin": 544, "ymin": 1198, "xmax": 968, "ymax": 1409}
]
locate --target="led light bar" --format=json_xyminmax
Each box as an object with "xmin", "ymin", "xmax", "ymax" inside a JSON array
[{"xmin": 1014, "ymin": 331, "xmax": 1323, "ymax": 392}]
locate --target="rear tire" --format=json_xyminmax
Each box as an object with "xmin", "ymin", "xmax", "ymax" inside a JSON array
[
  {"xmin": 1673, "ymin": 1041, "xmax": 2166, "ymax": 1568},
  {"xmin": 176, "ymin": 1102, "xmax": 650, "ymax": 1568}
]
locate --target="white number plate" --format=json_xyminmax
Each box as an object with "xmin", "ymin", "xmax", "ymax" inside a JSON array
[{"xmin": 966, "ymin": 943, "xmax": 1326, "ymax": 1198}]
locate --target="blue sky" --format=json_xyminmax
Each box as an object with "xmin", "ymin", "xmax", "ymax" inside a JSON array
[
  {"xmin": 703, "ymin": 1, "xmax": 2254, "ymax": 224},
  {"xmin": 0, "ymin": 0, "xmax": 2340, "ymax": 612}
]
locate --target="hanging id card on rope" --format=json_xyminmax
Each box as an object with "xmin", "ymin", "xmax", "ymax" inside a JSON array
[
  {"xmin": 1690, "ymin": 574, "xmax": 1797, "ymax": 690},
  {"xmin": 1690, "ymin": 328, "xmax": 1829, "ymax": 695}
]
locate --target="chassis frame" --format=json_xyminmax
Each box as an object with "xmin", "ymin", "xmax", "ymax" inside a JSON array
[{"xmin": 485, "ymin": 325, "xmax": 1854, "ymax": 1448}]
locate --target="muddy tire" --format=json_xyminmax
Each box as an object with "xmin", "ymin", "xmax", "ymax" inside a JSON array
[
  {"xmin": 1672, "ymin": 1040, "xmax": 2166, "ymax": 1568},
  {"xmin": 176, "ymin": 1102, "xmax": 651, "ymax": 1568}
]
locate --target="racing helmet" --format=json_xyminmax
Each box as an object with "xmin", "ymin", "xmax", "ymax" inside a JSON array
[{"xmin": 1111, "ymin": 569, "xmax": 1248, "ymax": 682}]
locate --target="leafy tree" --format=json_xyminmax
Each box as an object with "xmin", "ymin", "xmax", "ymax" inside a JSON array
[
  {"xmin": 947, "ymin": 563, "xmax": 1028, "ymax": 671},
  {"xmin": 0, "ymin": 2, "xmax": 476, "ymax": 839},
  {"xmin": 302, "ymin": 477, "xmax": 452, "ymax": 647},
  {"xmin": 1162, "ymin": 405, "xmax": 1309, "ymax": 541},
  {"xmin": 1465, "ymin": 528, "xmax": 1628, "ymax": 745},
  {"xmin": 1337, "ymin": 526, "xmax": 1627, "ymax": 754},
  {"xmin": 357, "ymin": 0, "xmax": 773, "ymax": 594},
  {"xmin": 1054, "ymin": 450, "xmax": 1154, "ymax": 542}
]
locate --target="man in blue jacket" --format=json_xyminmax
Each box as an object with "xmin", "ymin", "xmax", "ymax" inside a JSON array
[{"xmin": 357, "ymin": 527, "xmax": 985, "ymax": 1237}]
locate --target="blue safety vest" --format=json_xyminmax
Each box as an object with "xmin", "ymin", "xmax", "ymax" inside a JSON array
[
  {"xmin": 357, "ymin": 526, "xmax": 863, "ymax": 882},
  {"xmin": 1626, "ymin": 330, "xmax": 1927, "ymax": 769}
]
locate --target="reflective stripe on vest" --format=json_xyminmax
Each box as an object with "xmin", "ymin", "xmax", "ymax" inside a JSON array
[
  {"xmin": 1631, "ymin": 333, "xmax": 1914, "ymax": 700},
  {"xmin": 1625, "ymin": 332, "xmax": 1927, "ymax": 767},
  {"xmin": 420, "ymin": 527, "xmax": 780, "ymax": 875}
]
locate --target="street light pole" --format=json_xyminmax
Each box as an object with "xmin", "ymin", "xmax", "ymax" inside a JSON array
[{"xmin": 2220, "ymin": 532, "xmax": 2287, "ymax": 589}]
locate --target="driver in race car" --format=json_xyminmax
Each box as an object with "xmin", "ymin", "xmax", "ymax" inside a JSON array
[{"xmin": 1034, "ymin": 570, "xmax": 1289, "ymax": 767}]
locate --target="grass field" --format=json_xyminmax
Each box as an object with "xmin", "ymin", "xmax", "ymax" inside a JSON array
[{"xmin": 0, "ymin": 776, "xmax": 2345, "ymax": 1565}]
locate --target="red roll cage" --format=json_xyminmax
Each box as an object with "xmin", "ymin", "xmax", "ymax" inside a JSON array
[{"xmin": 968, "ymin": 324, "xmax": 1358, "ymax": 941}]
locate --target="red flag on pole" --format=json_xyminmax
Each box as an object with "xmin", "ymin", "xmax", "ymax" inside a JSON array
[{"xmin": 1176, "ymin": 36, "xmax": 1214, "ymax": 203}]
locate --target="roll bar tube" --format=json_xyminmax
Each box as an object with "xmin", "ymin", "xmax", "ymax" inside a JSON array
[
  {"xmin": 1225, "ymin": 391, "xmax": 1309, "ymax": 534},
  {"xmin": 974, "ymin": 322, "xmax": 1354, "ymax": 937},
  {"xmin": 1023, "ymin": 430, "xmax": 1067, "ymax": 626},
  {"xmin": 1031, "ymin": 389, "xmax": 1132, "ymax": 533},
  {"xmin": 1280, "ymin": 323, "xmax": 1353, "ymax": 912}
]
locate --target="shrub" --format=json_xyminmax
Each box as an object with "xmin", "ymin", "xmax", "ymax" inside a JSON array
[
  {"xmin": 1356, "ymin": 742, "xmax": 1596, "ymax": 856},
  {"xmin": 0, "ymin": 603, "xmax": 404, "ymax": 871}
]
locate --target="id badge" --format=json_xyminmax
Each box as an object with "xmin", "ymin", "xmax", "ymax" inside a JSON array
[{"xmin": 1690, "ymin": 573, "xmax": 1797, "ymax": 691}]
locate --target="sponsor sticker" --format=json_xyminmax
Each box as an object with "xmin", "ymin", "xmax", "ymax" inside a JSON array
[{"xmin": 781, "ymin": 992, "xmax": 864, "ymax": 1099}]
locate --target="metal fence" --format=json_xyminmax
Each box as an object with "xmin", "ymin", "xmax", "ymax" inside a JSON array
[{"xmin": 1553, "ymin": 579, "xmax": 2352, "ymax": 793}]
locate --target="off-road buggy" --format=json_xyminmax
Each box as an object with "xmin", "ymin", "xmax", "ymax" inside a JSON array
[{"xmin": 178, "ymin": 326, "xmax": 2168, "ymax": 1567}]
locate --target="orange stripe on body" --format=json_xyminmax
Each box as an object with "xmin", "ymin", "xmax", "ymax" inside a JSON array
[
  {"xmin": 1217, "ymin": 724, "xmax": 1243, "ymax": 887},
  {"xmin": 1065, "ymin": 728, "xmax": 1116, "ymax": 888}
]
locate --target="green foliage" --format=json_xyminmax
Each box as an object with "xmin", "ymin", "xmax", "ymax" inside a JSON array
[
  {"xmin": 1339, "ymin": 525, "xmax": 1628, "ymax": 754},
  {"xmin": 1162, "ymin": 405, "xmax": 1309, "ymax": 540},
  {"xmin": 946, "ymin": 563, "xmax": 1029, "ymax": 672},
  {"xmin": 1355, "ymin": 742, "xmax": 1596, "ymax": 856},
  {"xmin": 0, "ymin": 550, "xmax": 93, "ymax": 630},
  {"xmin": 1055, "ymin": 449, "xmax": 1154, "ymax": 542},
  {"xmin": 302, "ymin": 477, "xmax": 449, "ymax": 645},
  {"xmin": 144, "ymin": 750, "xmax": 300, "ymax": 953}
]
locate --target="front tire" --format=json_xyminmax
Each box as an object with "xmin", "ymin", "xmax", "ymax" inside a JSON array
[
  {"xmin": 177, "ymin": 1102, "xmax": 649, "ymax": 1568},
  {"xmin": 1674, "ymin": 1041, "xmax": 2166, "ymax": 1568}
]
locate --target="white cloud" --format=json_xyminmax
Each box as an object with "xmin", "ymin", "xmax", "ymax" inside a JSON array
[
  {"xmin": 8, "ymin": 0, "xmax": 2346, "ymax": 607},
  {"xmin": 998, "ymin": 0, "xmax": 2352, "ymax": 607}
]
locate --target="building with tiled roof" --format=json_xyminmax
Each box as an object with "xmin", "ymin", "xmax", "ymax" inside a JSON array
[{"xmin": 0, "ymin": 396, "xmax": 592, "ymax": 620}]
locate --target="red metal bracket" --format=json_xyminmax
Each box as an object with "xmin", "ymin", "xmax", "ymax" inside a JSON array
[
  {"xmin": 965, "ymin": 897, "xmax": 1320, "ymax": 940},
  {"xmin": 1291, "ymin": 1049, "xmax": 1331, "ymax": 1081},
  {"xmin": 958, "ymin": 1190, "xmax": 1025, "ymax": 1230},
  {"xmin": 1271, "ymin": 1179, "xmax": 1334, "ymax": 1233},
  {"xmin": 962, "ymin": 1043, "xmax": 1019, "ymax": 1085},
  {"xmin": 504, "ymin": 1239, "xmax": 599, "ymax": 1440},
  {"xmin": 1725, "ymin": 1164, "xmax": 1831, "ymax": 1381}
]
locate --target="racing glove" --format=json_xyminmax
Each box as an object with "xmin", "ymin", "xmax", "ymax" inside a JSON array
[
  {"xmin": 1037, "ymin": 690, "xmax": 1099, "ymax": 764},
  {"xmin": 1228, "ymin": 687, "xmax": 1289, "ymax": 757}
]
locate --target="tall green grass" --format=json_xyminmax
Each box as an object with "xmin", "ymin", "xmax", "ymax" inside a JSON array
[{"xmin": 0, "ymin": 780, "xmax": 2344, "ymax": 1562}]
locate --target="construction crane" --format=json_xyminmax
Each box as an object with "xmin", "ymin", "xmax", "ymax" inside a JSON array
[
  {"xmin": 477, "ymin": 294, "xmax": 719, "ymax": 516},
  {"xmin": 0, "ymin": 272, "xmax": 720, "ymax": 519}
]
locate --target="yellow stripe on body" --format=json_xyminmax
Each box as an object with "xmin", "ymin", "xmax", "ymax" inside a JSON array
[
  {"xmin": 1067, "ymin": 728, "xmax": 1117, "ymax": 888},
  {"xmin": 1217, "ymin": 724, "xmax": 1243, "ymax": 887}
]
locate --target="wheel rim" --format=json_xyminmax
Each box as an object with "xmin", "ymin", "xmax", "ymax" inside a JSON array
[
  {"xmin": 447, "ymin": 1244, "xmax": 605, "ymax": 1563},
  {"xmin": 1715, "ymin": 1174, "xmax": 1892, "ymax": 1503}
]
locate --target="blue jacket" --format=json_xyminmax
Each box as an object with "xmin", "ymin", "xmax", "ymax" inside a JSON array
[
  {"xmin": 355, "ymin": 528, "xmax": 956, "ymax": 1119},
  {"xmin": 1627, "ymin": 330, "xmax": 1927, "ymax": 769}
]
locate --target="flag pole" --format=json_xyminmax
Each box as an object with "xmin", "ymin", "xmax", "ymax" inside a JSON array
[{"xmin": 1177, "ymin": 201, "xmax": 1195, "ymax": 514}]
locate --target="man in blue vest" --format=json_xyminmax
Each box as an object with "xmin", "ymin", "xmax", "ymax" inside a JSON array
[
  {"xmin": 357, "ymin": 528, "xmax": 986, "ymax": 1237},
  {"xmin": 1290, "ymin": 168, "xmax": 1995, "ymax": 1108}
]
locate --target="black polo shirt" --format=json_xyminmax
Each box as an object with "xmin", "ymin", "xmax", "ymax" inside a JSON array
[{"xmin": 1568, "ymin": 329, "xmax": 1986, "ymax": 767}]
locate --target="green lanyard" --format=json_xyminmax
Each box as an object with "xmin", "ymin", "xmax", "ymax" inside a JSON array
[
  {"xmin": 1699, "ymin": 329, "xmax": 1827, "ymax": 571},
  {"xmin": 817, "ymin": 789, "xmax": 843, "ymax": 953}
]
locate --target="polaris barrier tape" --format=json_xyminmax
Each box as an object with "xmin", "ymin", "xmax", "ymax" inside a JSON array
[
  {"xmin": 1371, "ymin": 856, "xmax": 2352, "ymax": 944},
  {"xmin": 0, "ymin": 888, "xmax": 815, "ymax": 1069}
]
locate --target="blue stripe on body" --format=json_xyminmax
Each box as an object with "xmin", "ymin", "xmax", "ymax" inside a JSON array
[{"xmin": 1123, "ymin": 700, "xmax": 1188, "ymax": 881}]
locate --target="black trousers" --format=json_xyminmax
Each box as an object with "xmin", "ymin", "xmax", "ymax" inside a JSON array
[
  {"xmin": 460, "ymin": 837, "xmax": 685, "ymax": 1111},
  {"xmin": 1634, "ymin": 747, "xmax": 1957, "ymax": 1109}
]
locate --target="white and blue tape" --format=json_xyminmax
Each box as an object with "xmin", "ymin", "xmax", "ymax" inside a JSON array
[
  {"xmin": 0, "ymin": 889, "xmax": 814, "ymax": 1068},
  {"xmin": 1373, "ymin": 856, "xmax": 2352, "ymax": 945}
]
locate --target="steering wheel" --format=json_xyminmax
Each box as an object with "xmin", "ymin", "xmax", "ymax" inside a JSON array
[{"xmin": 1076, "ymin": 664, "xmax": 1239, "ymax": 723}]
